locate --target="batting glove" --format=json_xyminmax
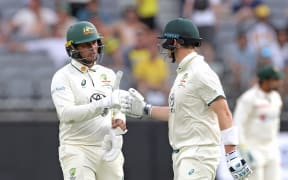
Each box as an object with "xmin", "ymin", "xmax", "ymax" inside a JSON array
[
  {"xmin": 102, "ymin": 89, "xmax": 130, "ymax": 109},
  {"xmin": 226, "ymin": 150, "xmax": 252, "ymax": 180},
  {"xmin": 121, "ymin": 88, "xmax": 152, "ymax": 119}
]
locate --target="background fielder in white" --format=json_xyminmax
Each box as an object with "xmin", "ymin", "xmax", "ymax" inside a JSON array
[{"xmin": 234, "ymin": 65, "xmax": 283, "ymax": 180}]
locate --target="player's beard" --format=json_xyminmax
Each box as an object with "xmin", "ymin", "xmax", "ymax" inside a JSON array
[{"xmin": 78, "ymin": 47, "xmax": 98, "ymax": 66}]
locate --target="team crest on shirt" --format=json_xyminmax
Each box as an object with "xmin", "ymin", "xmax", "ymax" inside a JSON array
[
  {"xmin": 69, "ymin": 168, "xmax": 76, "ymax": 180},
  {"xmin": 100, "ymin": 73, "xmax": 111, "ymax": 86},
  {"xmin": 178, "ymin": 73, "xmax": 188, "ymax": 88}
]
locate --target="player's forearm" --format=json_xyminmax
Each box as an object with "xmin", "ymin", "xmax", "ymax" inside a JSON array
[
  {"xmin": 59, "ymin": 101, "xmax": 105, "ymax": 123},
  {"xmin": 211, "ymin": 98, "xmax": 239, "ymax": 153},
  {"xmin": 211, "ymin": 98, "xmax": 233, "ymax": 130},
  {"xmin": 218, "ymin": 110, "xmax": 238, "ymax": 153},
  {"xmin": 150, "ymin": 106, "xmax": 169, "ymax": 121},
  {"xmin": 218, "ymin": 109, "xmax": 233, "ymax": 131}
]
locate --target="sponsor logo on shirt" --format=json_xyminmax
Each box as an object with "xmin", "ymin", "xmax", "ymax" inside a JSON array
[
  {"xmin": 51, "ymin": 86, "xmax": 65, "ymax": 94},
  {"xmin": 169, "ymin": 93, "xmax": 175, "ymax": 113},
  {"xmin": 188, "ymin": 168, "xmax": 195, "ymax": 176},
  {"xmin": 90, "ymin": 93, "xmax": 109, "ymax": 116},
  {"xmin": 81, "ymin": 79, "xmax": 87, "ymax": 87},
  {"xmin": 178, "ymin": 73, "xmax": 188, "ymax": 88}
]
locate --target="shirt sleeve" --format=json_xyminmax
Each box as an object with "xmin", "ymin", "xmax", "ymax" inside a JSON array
[
  {"xmin": 51, "ymin": 71, "xmax": 105, "ymax": 123},
  {"xmin": 196, "ymin": 68, "xmax": 226, "ymax": 105}
]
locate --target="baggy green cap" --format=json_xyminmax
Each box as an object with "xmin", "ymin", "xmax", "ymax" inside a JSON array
[
  {"xmin": 257, "ymin": 65, "xmax": 284, "ymax": 80},
  {"xmin": 66, "ymin": 21, "xmax": 101, "ymax": 45},
  {"xmin": 159, "ymin": 18, "xmax": 201, "ymax": 40}
]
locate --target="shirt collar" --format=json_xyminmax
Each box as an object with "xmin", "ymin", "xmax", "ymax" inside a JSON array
[
  {"xmin": 176, "ymin": 52, "xmax": 197, "ymax": 73},
  {"xmin": 254, "ymin": 84, "xmax": 273, "ymax": 97},
  {"xmin": 71, "ymin": 59, "xmax": 96, "ymax": 73}
]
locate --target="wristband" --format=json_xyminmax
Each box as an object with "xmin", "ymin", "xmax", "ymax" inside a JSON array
[
  {"xmin": 143, "ymin": 104, "xmax": 152, "ymax": 117},
  {"xmin": 221, "ymin": 126, "xmax": 239, "ymax": 145}
]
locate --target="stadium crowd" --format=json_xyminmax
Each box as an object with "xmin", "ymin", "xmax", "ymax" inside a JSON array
[
  {"xmin": 0, "ymin": 0, "xmax": 288, "ymax": 179},
  {"xmin": 0, "ymin": 0, "xmax": 287, "ymax": 117}
]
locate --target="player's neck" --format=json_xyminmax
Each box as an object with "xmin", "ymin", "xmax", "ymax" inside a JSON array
[{"xmin": 175, "ymin": 48, "xmax": 196, "ymax": 64}]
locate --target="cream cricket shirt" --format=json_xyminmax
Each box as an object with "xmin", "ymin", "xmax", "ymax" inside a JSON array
[
  {"xmin": 51, "ymin": 59, "xmax": 123, "ymax": 146},
  {"xmin": 168, "ymin": 52, "xmax": 224, "ymax": 150},
  {"xmin": 234, "ymin": 85, "xmax": 282, "ymax": 146}
]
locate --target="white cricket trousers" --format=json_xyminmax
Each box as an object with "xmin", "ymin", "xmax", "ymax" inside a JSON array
[
  {"xmin": 59, "ymin": 144, "xmax": 124, "ymax": 180},
  {"xmin": 172, "ymin": 145, "xmax": 220, "ymax": 180},
  {"xmin": 248, "ymin": 146, "xmax": 281, "ymax": 180}
]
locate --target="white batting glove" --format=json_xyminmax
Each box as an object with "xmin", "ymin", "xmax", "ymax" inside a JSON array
[
  {"xmin": 101, "ymin": 89, "xmax": 130, "ymax": 109},
  {"xmin": 226, "ymin": 150, "xmax": 252, "ymax": 180},
  {"xmin": 121, "ymin": 88, "xmax": 152, "ymax": 119},
  {"xmin": 102, "ymin": 130, "xmax": 123, "ymax": 162}
]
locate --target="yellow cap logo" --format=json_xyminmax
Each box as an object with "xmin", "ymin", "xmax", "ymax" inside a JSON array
[
  {"xmin": 83, "ymin": 26, "xmax": 95, "ymax": 35},
  {"xmin": 65, "ymin": 40, "xmax": 73, "ymax": 47}
]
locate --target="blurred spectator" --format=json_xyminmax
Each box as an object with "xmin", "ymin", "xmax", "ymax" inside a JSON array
[
  {"xmin": 197, "ymin": 42, "xmax": 224, "ymax": 77},
  {"xmin": 7, "ymin": 0, "xmax": 57, "ymax": 40},
  {"xmin": 76, "ymin": 0, "xmax": 100, "ymax": 21},
  {"xmin": 256, "ymin": 46, "xmax": 274, "ymax": 68},
  {"xmin": 54, "ymin": 2, "xmax": 78, "ymax": 38},
  {"xmin": 136, "ymin": 0, "xmax": 159, "ymax": 30},
  {"xmin": 66, "ymin": 0, "xmax": 89, "ymax": 17},
  {"xmin": 276, "ymin": 27, "xmax": 288, "ymax": 64},
  {"xmin": 232, "ymin": 0, "xmax": 262, "ymax": 27},
  {"xmin": 133, "ymin": 30, "xmax": 169, "ymax": 106},
  {"xmin": 223, "ymin": 30, "xmax": 257, "ymax": 92},
  {"xmin": 123, "ymin": 23, "xmax": 151, "ymax": 70},
  {"xmin": 122, "ymin": 23, "xmax": 151, "ymax": 90},
  {"xmin": 276, "ymin": 26, "xmax": 288, "ymax": 98},
  {"xmin": 182, "ymin": 0, "xmax": 222, "ymax": 46},
  {"xmin": 281, "ymin": 62, "xmax": 288, "ymax": 104},
  {"xmin": 111, "ymin": 5, "xmax": 145, "ymax": 52},
  {"xmin": 0, "ymin": 13, "xmax": 8, "ymax": 52},
  {"xmin": 246, "ymin": 4, "xmax": 284, "ymax": 69},
  {"xmin": 7, "ymin": 20, "xmax": 68, "ymax": 68},
  {"xmin": 89, "ymin": 12, "xmax": 124, "ymax": 70}
]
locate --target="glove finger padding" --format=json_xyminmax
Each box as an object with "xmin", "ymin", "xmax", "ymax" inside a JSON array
[
  {"xmin": 110, "ymin": 89, "xmax": 130, "ymax": 109},
  {"xmin": 129, "ymin": 88, "xmax": 144, "ymax": 101},
  {"xmin": 121, "ymin": 88, "xmax": 146, "ymax": 118},
  {"xmin": 226, "ymin": 150, "xmax": 252, "ymax": 180},
  {"xmin": 102, "ymin": 131, "xmax": 123, "ymax": 162}
]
